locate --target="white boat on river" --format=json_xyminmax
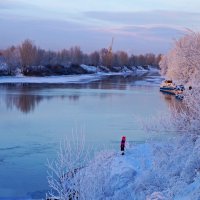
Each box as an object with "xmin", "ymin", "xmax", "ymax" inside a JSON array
[{"xmin": 160, "ymin": 80, "xmax": 184, "ymax": 97}]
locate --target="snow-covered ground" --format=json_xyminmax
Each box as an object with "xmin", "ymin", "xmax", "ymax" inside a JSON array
[
  {"xmin": 0, "ymin": 72, "xmax": 135, "ymax": 84},
  {"xmin": 73, "ymin": 135, "xmax": 200, "ymax": 200},
  {"xmin": 0, "ymin": 74, "xmax": 104, "ymax": 84}
]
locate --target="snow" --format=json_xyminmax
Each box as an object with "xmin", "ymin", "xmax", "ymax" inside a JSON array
[
  {"xmin": 0, "ymin": 62, "xmax": 8, "ymax": 70},
  {"xmin": 52, "ymin": 135, "xmax": 200, "ymax": 200},
  {"xmin": 0, "ymin": 74, "xmax": 104, "ymax": 84},
  {"xmin": 0, "ymin": 73, "xmax": 129, "ymax": 84},
  {"xmin": 175, "ymin": 177, "xmax": 200, "ymax": 200},
  {"xmin": 81, "ymin": 64, "xmax": 98, "ymax": 73},
  {"xmin": 0, "ymin": 67, "xmax": 160, "ymax": 84}
]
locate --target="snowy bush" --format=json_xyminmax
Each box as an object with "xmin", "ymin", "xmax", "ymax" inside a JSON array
[
  {"xmin": 47, "ymin": 132, "xmax": 119, "ymax": 200},
  {"xmin": 78, "ymin": 150, "xmax": 116, "ymax": 200},
  {"xmin": 47, "ymin": 132, "xmax": 90, "ymax": 199}
]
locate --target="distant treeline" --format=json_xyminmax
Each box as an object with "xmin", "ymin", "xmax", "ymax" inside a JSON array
[{"xmin": 0, "ymin": 39, "xmax": 161, "ymax": 76}]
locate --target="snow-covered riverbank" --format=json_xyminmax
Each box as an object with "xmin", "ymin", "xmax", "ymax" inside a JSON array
[
  {"xmin": 69, "ymin": 135, "xmax": 200, "ymax": 200},
  {"xmin": 0, "ymin": 66, "xmax": 159, "ymax": 84},
  {"xmin": 0, "ymin": 73, "xmax": 106, "ymax": 84}
]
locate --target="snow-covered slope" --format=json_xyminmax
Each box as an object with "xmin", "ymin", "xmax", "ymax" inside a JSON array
[{"xmin": 70, "ymin": 135, "xmax": 200, "ymax": 200}]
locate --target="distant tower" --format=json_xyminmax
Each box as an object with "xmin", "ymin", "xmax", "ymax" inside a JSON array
[
  {"xmin": 108, "ymin": 37, "xmax": 114, "ymax": 54},
  {"xmin": 106, "ymin": 37, "xmax": 114, "ymax": 67}
]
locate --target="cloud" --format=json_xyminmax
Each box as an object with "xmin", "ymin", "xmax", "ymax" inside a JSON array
[
  {"xmin": 0, "ymin": 16, "xmax": 108, "ymax": 52},
  {"xmin": 103, "ymin": 25, "xmax": 185, "ymax": 40},
  {"xmin": 1, "ymin": 3, "xmax": 199, "ymax": 54},
  {"xmin": 0, "ymin": 15, "xmax": 178, "ymax": 54},
  {"xmin": 84, "ymin": 10, "xmax": 200, "ymax": 30}
]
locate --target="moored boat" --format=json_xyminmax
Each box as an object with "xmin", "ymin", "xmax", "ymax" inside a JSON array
[
  {"xmin": 160, "ymin": 80, "xmax": 185, "ymax": 96},
  {"xmin": 160, "ymin": 80, "xmax": 176, "ymax": 95}
]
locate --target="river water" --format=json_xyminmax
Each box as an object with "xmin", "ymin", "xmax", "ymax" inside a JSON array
[{"xmin": 0, "ymin": 72, "xmax": 176, "ymax": 198}]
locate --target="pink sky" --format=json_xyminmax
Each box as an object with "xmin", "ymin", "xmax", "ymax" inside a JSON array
[{"xmin": 1, "ymin": 0, "xmax": 200, "ymax": 54}]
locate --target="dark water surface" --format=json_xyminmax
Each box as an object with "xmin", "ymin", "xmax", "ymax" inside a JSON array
[{"xmin": 0, "ymin": 73, "xmax": 176, "ymax": 198}]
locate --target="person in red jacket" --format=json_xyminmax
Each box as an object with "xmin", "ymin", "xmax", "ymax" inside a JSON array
[{"xmin": 121, "ymin": 136, "xmax": 126, "ymax": 155}]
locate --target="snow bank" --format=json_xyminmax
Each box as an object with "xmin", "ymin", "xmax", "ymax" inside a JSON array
[
  {"xmin": 67, "ymin": 135, "xmax": 200, "ymax": 200},
  {"xmin": 0, "ymin": 74, "xmax": 104, "ymax": 84},
  {"xmin": 0, "ymin": 63, "xmax": 160, "ymax": 85},
  {"xmin": 51, "ymin": 144, "xmax": 154, "ymax": 200},
  {"xmin": 0, "ymin": 73, "xmax": 133, "ymax": 84},
  {"xmin": 80, "ymin": 64, "xmax": 98, "ymax": 73},
  {"xmin": 174, "ymin": 177, "xmax": 200, "ymax": 200}
]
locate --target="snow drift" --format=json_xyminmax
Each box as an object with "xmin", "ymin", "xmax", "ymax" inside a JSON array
[{"xmin": 47, "ymin": 136, "xmax": 200, "ymax": 200}]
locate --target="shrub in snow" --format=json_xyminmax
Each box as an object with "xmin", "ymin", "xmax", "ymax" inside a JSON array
[
  {"xmin": 47, "ymin": 133, "xmax": 90, "ymax": 200},
  {"xmin": 78, "ymin": 150, "xmax": 116, "ymax": 200}
]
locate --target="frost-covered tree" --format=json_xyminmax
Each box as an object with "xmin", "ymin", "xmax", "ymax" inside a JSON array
[
  {"xmin": 159, "ymin": 31, "xmax": 200, "ymax": 85},
  {"xmin": 157, "ymin": 31, "xmax": 200, "ymax": 135}
]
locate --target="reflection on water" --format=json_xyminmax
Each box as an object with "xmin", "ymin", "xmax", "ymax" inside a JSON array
[
  {"xmin": 6, "ymin": 94, "xmax": 43, "ymax": 113},
  {"xmin": 160, "ymin": 92, "xmax": 185, "ymax": 114},
  {"xmin": 0, "ymin": 73, "xmax": 160, "ymax": 113}
]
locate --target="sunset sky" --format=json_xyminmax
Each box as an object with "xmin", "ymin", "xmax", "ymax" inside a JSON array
[{"xmin": 1, "ymin": 0, "xmax": 200, "ymax": 54}]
